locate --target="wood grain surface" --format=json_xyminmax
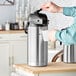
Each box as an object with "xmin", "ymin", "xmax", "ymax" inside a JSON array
[{"xmin": 13, "ymin": 62, "xmax": 76, "ymax": 74}]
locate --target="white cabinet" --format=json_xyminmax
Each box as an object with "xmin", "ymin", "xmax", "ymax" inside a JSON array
[
  {"xmin": 10, "ymin": 33, "xmax": 27, "ymax": 72},
  {"xmin": 0, "ymin": 32, "xmax": 27, "ymax": 76},
  {"xmin": 0, "ymin": 34, "xmax": 10, "ymax": 76},
  {"xmin": 10, "ymin": 33, "xmax": 27, "ymax": 64},
  {"xmin": 11, "ymin": 40, "xmax": 27, "ymax": 64},
  {"xmin": 14, "ymin": 72, "xmax": 76, "ymax": 76},
  {"xmin": 0, "ymin": 42, "xmax": 10, "ymax": 76}
]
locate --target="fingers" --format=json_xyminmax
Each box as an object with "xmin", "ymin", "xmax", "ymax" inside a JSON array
[
  {"xmin": 51, "ymin": 2, "xmax": 57, "ymax": 7},
  {"xmin": 41, "ymin": 2, "xmax": 51, "ymax": 10},
  {"xmin": 41, "ymin": 2, "xmax": 62, "ymax": 13}
]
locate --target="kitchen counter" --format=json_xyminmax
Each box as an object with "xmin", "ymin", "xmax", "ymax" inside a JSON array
[
  {"xmin": 13, "ymin": 62, "xmax": 76, "ymax": 74},
  {"xmin": 0, "ymin": 30, "xmax": 25, "ymax": 34}
]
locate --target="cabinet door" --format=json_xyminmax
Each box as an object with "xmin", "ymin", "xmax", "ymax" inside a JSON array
[
  {"xmin": 11, "ymin": 39, "xmax": 27, "ymax": 64},
  {"xmin": 0, "ymin": 43, "xmax": 9, "ymax": 76}
]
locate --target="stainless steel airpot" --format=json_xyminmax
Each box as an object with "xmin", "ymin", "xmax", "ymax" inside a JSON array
[
  {"xmin": 25, "ymin": 9, "xmax": 48, "ymax": 66},
  {"xmin": 60, "ymin": 28, "xmax": 76, "ymax": 63},
  {"xmin": 63, "ymin": 44, "xmax": 76, "ymax": 63}
]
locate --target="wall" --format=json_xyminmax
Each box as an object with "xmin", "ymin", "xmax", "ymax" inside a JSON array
[{"xmin": 0, "ymin": 5, "xmax": 16, "ymax": 25}]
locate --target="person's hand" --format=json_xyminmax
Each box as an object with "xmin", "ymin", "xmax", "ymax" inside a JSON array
[
  {"xmin": 41, "ymin": 2, "xmax": 63, "ymax": 13},
  {"xmin": 48, "ymin": 29, "xmax": 58, "ymax": 42}
]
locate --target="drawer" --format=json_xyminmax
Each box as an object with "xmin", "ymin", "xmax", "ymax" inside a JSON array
[
  {"xmin": 0, "ymin": 34, "xmax": 9, "ymax": 41},
  {"xmin": 10, "ymin": 33, "xmax": 27, "ymax": 40}
]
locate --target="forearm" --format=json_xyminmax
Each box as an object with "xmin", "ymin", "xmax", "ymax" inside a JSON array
[
  {"xmin": 63, "ymin": 7, "xmax": 76, "ymax": 17},
  {"xmin": 55, "ymin": 6, "xmax": 76, "ymax": 17},
  {"xmin": 57, "ymin": 7, "xmax": 63, "ymax": 13}
]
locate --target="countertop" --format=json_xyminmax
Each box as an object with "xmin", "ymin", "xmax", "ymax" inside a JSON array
[
  {"xmin": 0, "ymin": 30, "xmax": 25, "ymax": 34},
  {"xmin": 13, "ymin": 62, "xmax": 76, "ymax": 74}
]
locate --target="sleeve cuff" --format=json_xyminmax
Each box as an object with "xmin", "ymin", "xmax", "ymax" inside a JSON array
[{"xmin": 63, "ymin": 7, "xmax": 72, "ymax": 16}]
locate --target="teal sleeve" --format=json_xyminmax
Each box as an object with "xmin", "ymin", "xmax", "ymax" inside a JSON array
[
  {"xmin": 63, "ymin": 7, "xmax": 76, "ymax": 17},
  {"xmin": 55, "ymin": 24, "xmax": 76, "ymax": 45}
]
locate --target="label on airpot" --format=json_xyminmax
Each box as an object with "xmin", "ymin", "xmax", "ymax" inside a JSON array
[{"xmin": 42, "ymin": 30, "xmax": 48, "ymax": 41}]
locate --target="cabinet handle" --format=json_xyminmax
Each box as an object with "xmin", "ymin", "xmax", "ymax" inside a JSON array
[
  {"xmin": 12, "ymin": 56, "xmax": 14, "ymax": 65},
  {"xmin": 9, "ymin": 57, "xmax": 11, "ymax": 66}
]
